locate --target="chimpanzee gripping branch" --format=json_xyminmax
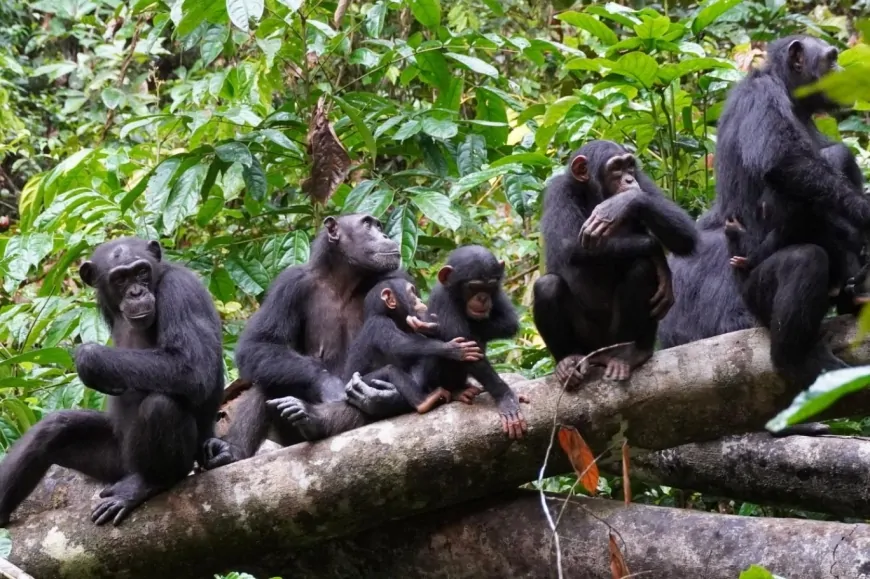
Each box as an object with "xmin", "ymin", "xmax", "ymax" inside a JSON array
[{"xmin": 5, "ymin": 316, "xmax": 870, "ymax": 578}]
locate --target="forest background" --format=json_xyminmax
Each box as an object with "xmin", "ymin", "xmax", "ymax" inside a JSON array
[{"xmin": 0, "ymin": 0, "xmax": 868, "ymax": 566}]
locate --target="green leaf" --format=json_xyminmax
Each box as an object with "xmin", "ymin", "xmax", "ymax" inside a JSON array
[
  {"xmin": 162, "ymin": 162, "xmax": 209, "ymax": 235},
  {"xmin": 101, "ymin": 87, "xmax": 125, "ymax": 110},
  {"xmin": 634, "ymin": 15, "xmax": 671, "ymax": 39},
  {"xmin": 276, "ymin": 0, "xmax": 302, "ymax": 12},
  {"xmin": 611, "ymin": 52, "xmax": 659, "ymax": 88},
  {"xmin": 444, "ymin": 52, "xmax": 498, "ymax": 78},
  {"xmin": 0, "ymin": 347, "xmax": 74, "ymax": 369},
  {"xmin": 393, "ymin": 119, "xmax": 423, "ymax": 141},
  {"xmin": 766, "ymin": 366, "xmax": 870, "ymax": 433},
  {"xmin": 365, "ymin": 2, "xmax": 386, "ymax": 37},
  {"xmin": 120, "ymin": 115, "xmax": 170, "ymax": 139},
  {"xmin": 409, "ymin": 0, "xmax": 441, "ymax": 28},
  {"xmin": 243, "ymin": 157, "xmax": 267, "ymax": 201},
  {"xmin": 556, "ymin": 12, "xmax": 618, "ymax": 45},
  {"xmin": 449, "ymin": 163, "xmax": 521, "ymax": 198},
  {"xmin": 226, "ymin": 255, "xmax": 270, "ymax": 296},
  {"xmin": 385, "ymin": 204, "xmax": 418, "ymax": 266},
  {"xmin": 342, "ymin": 179, "xmax": 379, "ymax": 213},
  {"xmin": 375, "ymin": 116, "xmax": 405, "ymax": 139},
  {"xmin": 691, "ymin": 0, "xmax": 741, "ymax": 36},
  {"xmin": 226, "ymin": 0, "xmax": 264, "ymax": 32},
  {"xmin": 144, "ymin": 157, "xmax": 184, "ymax": 222},
  {"xmin": 215, "ymin": 142, "xmax": 253, "ymax": 166},
  {"xmin": 542, "ymin": 96, "xmax": 581, "ymax": 128},
  {"xmin": 491, "ymin": 152, "xmax": 552, "ymax": 167},
  {"xmin": 201, "ymin": 25, "xmax": 228, "ymax": 65},
  {"xmin": 739, "ymin": 565, "xmax": 785, "ymax": 579},
  {"xmin": 257, "ymin": 129, "xmax": 304, "ymax": 158},
  {"xmin": 334, "ymin": 96, "xmax": 377, "ymax": 159},
  {"xmin": 421, "ymin": 117, "xmax": 459, "ymax": 140},
  {"xmin": 503, "ymin": 173, "xmax": 540, "ymax": 219},
  {"xmin": 209, "ymin": 267, "xmax": 237, "ymax": 303},
  {"xmin": 275, "ymin": 231, "xmax": 310, "ymax": 270},
  {"xmin": 457, "ymin": 134, "xmax": 487, "ymax": 176},
  {"xmin": 356, "ymin": 187, "xmax": 394, "ymax": 218},
  {"xmin": 411, "ymin": 189, "xmax": 462, "ymax": 230}
]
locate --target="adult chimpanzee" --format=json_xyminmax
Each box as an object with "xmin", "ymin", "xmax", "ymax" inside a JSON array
[
  {"xmin": 659, "ymin": 36, "xmax": 870, "ymax": 398},
  {"xmin": 201, "ymin": 214, "xmax": 409, "ymax": 469},
  {"xmin": 0, "ymin": 238, "xmax": 223, "ymax": 526},
  {"xmin": 533, "ymin": 140, "xmax": 697, "ymax": 388},
  {"xmin": 267, "ymin": 277, "xmax": 484, "ymax": 439}
]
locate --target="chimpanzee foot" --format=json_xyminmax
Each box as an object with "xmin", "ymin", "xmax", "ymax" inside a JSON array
[
  {"xmin": 456, "ymin": 385, "xmax": 483, "ymax": 404},
  {"xmin": 416, "ymin": 387, "xmax": 452, "ymax": 413},
  {"xmin": 92, "ymin": 474, "xmax": 163, "ymax": 526},
  {"xmin": 602, "ymin": 343, "xmax": 653, "ymax": 381},
  {"xmin": 604, "ymin": 358, "xmax": 631, "ymax": 381},
  {"xmin": 555, "ymin": 355, "xmax": 589, "ymax": 390},
  {"xmin": 266, "ymin": 396, "xmax": 325, "ymax": 440},
  {"xmin": 201, "ymin": 437, "xmax": 243, "ymax": 470}
]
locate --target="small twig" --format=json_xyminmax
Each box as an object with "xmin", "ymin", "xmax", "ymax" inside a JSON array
[
  {"xmin": 0, "ymin": 557, "xmax": 35, "ymax": 579},
  {"xmin": 102, "ymin": 16, "xmax": 146, "ymax": 140}
]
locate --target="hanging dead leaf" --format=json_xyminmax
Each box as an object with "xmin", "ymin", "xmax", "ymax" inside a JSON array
[
  {"xmin": 609, "ymin": 533, "xmax": 631, "ymax": 579},
  {"xmin": 334, "ymin": 0, "xmax": 351, "ymax": 28},
  {"xmin": 301, "ymin": 97, "xmax": 351, "ymax": 204},
  {"xmin": 622, "ymin": 439, "xmax": 631, "ymax": 505},
  {"xmin": 557, "ymin": 425, "xmax": 599, "ymax": 494}
]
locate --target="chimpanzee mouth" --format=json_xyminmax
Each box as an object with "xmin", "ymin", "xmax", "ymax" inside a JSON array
[{"xmin": 468, "ymin": 307, "xmax": 491, "ymax": 319}]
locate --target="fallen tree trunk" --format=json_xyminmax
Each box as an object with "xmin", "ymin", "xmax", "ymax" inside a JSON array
[
  {"xmin": 624, "ymin": 433, "xmax": 870, "ymax": 519},
  {"xmin": 6, "ymin": 317, "xmax": 870, "ymax": 577},
  {"xmin": 242, "ymin": 491, "xmax": 870, "ymax": 579}
]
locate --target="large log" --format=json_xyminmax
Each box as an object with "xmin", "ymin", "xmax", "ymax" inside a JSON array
[
  {"xmin": 6, "ymin": 317, "xmax": 870, "ymax": 577},
  {"xmin": 627, "ymin": 433, "xmax": 870, "ymax": 518},
  {"xmin": 264, "ymin": 491, "xmax": 870, "ymax": 579}
]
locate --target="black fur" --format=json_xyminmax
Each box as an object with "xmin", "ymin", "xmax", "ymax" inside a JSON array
[
  {"xmin": 660, "ymin": 36, "xmax": 869, "ymax": 393},
  {"xmin": 0, "ymin": 237, "xmax": 223, "ymax": 526},
  {"xmin": 201, "ymin": 214, "xmax": 406, "ymax": 468},
  {"xmin": 533, "ymin": 140, "xmax": 697, "ymax": 386}
]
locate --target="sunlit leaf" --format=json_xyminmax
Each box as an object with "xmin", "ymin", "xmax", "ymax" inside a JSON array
[
  {"xmin": 386, "ymin": 204, "xmax": 418, "ymax": 266},
  {"xmin": 365, "ymin": 2, "xmax": 386, "ymax": 37},
  {"xmin": 556, "ymin": 12, "xmax": 618, "ymax": 45},
  {"xmin": 491, "ymin": 152, "xmax": 551, "ymax": 167},
  {"xmin": 457, "ymin": 134, "xmax": 487, "ymax": 176},
  {"xmin": 215, "ymin": 142, "xmax": 253, "ymax": 167},
  {"xmin": 448, "ymin": 164, "xmax": 521, "ymax": 198},
  {"xmin": 766, "ymin": 366, "xmax": 870, "ymax": 432},
  {"xmin": 101, "ymin": 87, "xmax": 125, "ymax": 110},
  {"xmin": 201, "ymin": 25, "xmax": 229, "ymax": 65},
  {"xmin": 542, "ymin": 96, "xmax": 581, "ymax": 127},
  {"xmin": 634, "ymin": 15, "xmax": 671, "ymax": 39},
  {"xmin": 691, "ymin": 0, "xmax": 741, "ymax": 36},
  {"xmin": 421, "ymin": 117, "xmax": 459, "ymax": 140},
  {"xmin": 226, "ymin": 0, "xmax": 264, "ymax": 32},
  {"xmin": 739, "ymin": 565, "xmax": 785, "ymax": 579},
  {"xmin": 393, "ymin": 119, "xmax": 423, "ymax": 141},
  {"xmin": 411, "ymin": 189, "xmax": 462, "ymax": 230},
  {"xmin": 611, "ymin": 52, "xmax": 659, "ymax": 88},
  {"xmin": 444, "ymin": 52, "xmax": 499, "ymax": 78},
  {"xmin": 409, "ymin": 0, "xmax": 441, "ymax": 29},
  {"xmin": 163, "ymin": 162, "xmax": 210, "ymax": 235},
  {"xmin": 0, "ymin": 348, "xmax": 74, "ymax": 369},
  {"xmin": 557, "ymin": 425, "xmax": 599, "ymax": 493}
]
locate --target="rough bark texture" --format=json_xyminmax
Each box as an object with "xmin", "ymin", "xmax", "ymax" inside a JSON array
[
  {"xmin": 4, "ymin": 317, "xmax": 870, "ymax": 577},
  {"xmin": 249, "ymin": 491, "xmax": 870, "ymax": 579},
  {"xmin": 626, "ymin": 433, "xmax": 870, "ymax": 518}
]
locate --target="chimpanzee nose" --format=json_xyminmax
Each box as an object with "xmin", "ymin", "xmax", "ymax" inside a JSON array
[
  {"xmin": 626, "ymin": 176, "xmax": 635, "ymax": 184},
  {"xmin": 129, "ymin": 286, "xmax": 143, "ymax": 297}
]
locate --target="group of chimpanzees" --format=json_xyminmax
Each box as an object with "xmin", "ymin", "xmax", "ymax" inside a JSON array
[{"xmin": 0, "ymin": 34, "xmax": 866, "ymax": 528}]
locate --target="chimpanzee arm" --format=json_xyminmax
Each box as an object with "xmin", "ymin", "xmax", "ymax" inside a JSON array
[
  {"xmin": 467, "ymin": 359, "xmax": 527, "ymax": 439},
  {"xmin": 75, "ymin": 265, "xmax": 222, "ymax": 407},
  {"xmin": 368, "ymin": 317, "xmax": 480, "ymax": 360},
  {"xmin": 568, "ymin": 234, "xmax": 659, "ymax": 262},
  {"xmin": 632, "ymin": 174, "xmax": 698, "ymax": 256},
  {"xmin": 744, "ymin": 231, "xmax": 782, "ymax": 269},
  {"xmin": 234, "ymin": 267, "xmax": 339, "ymax": 400}
]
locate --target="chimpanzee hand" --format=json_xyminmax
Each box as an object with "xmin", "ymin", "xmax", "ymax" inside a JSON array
[
  {"xmin": 456, "ymin": 384, "xmax": 483, "ymax": 404},
  {"xmin": 406, "ymin": 315, "xmax": 439, "ymax": 335},
  {"xmin": 729, "ymin": 256, "xmax": 749, "ymax": 269},
  {"xmin": 345, "ymin": 372, "xmax": 406, "ymax": 418},
  {"xmin": 74, "ymin": 344, "xmax": 126, "ymax": 396},
  {"xmin": 555, "ymin": 354, "xmax": 590, "ymax": 390},
  {"xmin": 268, "ymin": 396, "xmax": 309, "ymax": 422},
  {"xmin": 445, "ymin": 337, "xmax": 484, "ymax": 362},
  {"xmin": 200, "ymin": 437, "xmax": 243, "ymax": 470},
  {"xmin": 497, "ymin": 396, "xmax": 528, "ymax": 440},
  {"xmin": 650, "ymin": 252, "xmax": 674, "ymax": 320},
  {"xmin": 579, "ymin": 191, "xmax": 639, "ymax": 248}
]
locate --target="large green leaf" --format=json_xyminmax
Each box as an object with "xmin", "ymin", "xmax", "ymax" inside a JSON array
[
  {"xmin": 201, "ymin": 25, "xmax": 229, "ymax": 65},
  {"xmin": 409, "ymin": 0, "xmax": 441, "ymax": 28},
  {"xmin": 739, "ymin": 565, "xmax": 785, "ymax": 579},
  {"xmin": 421, "ymin": 117, "xmax": 459, "ymax": 140},
  {"xmin": 611, "ymin": 52, "xmax": 659, "ymax": 88},
  {"xmin": 556, "ymin": 12, "xmax": 617, "ymax": 45},
  {"xmin": 457, "ymin": 134, "xmax": 487, "ymax": 176},
  {"xmin": 410, "ymin": 189, "xmax": 462, "ymax": 229},
  {"xmin": 334, "ymin": 96, "xmax": 377, "ymax": 158},
  {"xmin": 101, "ymin": 87, "xmax": 125, "ymax": 110},
  {"xmin": 491, "ymin": 152, "xmax": 552, "ymax": 167},
  {"xmin": 0, "ymin": 347, "xmax": 74, "ymax": 369},
  {"xmin": 385, "ymin": 204, "xmax": 418, "ymax": 266},
  {"xmin": 541, "ymin": 96, "xmax": 581, "ymax": 128},
  {"xmin": 209, "ymin": 267, "xmax": 237, "ymax": 303},
  {"xmin": 343, "ymin": 180, "xmax": 380, "ymax": 213},
  {"xmin": 444, "ymin": 53, "xmax": 498, "ymax": 78},
  {"xmin": 225, "ymin": 255, "xmax": 270, "ymax": 295},
  {"xmin": 365, "ymin": 2, "xmax": 386, "ymax": 37},
  {"xmin": 215, "ymin": 142, "xmax": 253, "ymax": 166},
  {"xmin": 766, "ymin": 366, "xmax": 870, "ymax": 433},
  {"xmin": 393, "ymin": 119, "xmax": 423, "ymax": 141},
  {"xmin": 503, "ymin": 174, "xmax": 540, "ymax": 219},
  {"xmin": 162, "ymin": 162, "xmax": 210, "ymax": 235},
  {"xmin": 448, "ymin": 163, "xmax": 522, "ymax": 197},
  {"xmin": 691, "ymin": 0, "xmax": 741, "ymax": 36},
  {"xmin": 226, "ymin": 0, "xmax": 263, "ymax": 32},
  {"xmin": 243, "ymin": 157, "xmax": 267, "ymax": 201},
  {"xmin": 634, "ymin": 15, "xmax": 671, "ymax": 39}
]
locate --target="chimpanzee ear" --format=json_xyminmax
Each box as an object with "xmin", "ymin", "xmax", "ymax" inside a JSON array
[
  {"xmin": 79, "ymin": 261, "xmax": 96, "ymax": 287},
  {"xmin": 380, "ymin": 288, "xmax": 397, "ymax": 309},
  {"xmin": 570, "ymin": 155, "xmax": 589, "ymax": 183},
  {"xmin": 323, "ymin": 216, "xmax": 340, "ymax": 243},
  {"xmin": 147, "ymin": 240, "xmax": 162, "ymax": 262},
  {"xmin": 437, "ymin": 265, "xmax": 454, "ymax": 286},
  {"xmin": 788, "ymin": 39, "xmax": 805, "ymax": 73}
]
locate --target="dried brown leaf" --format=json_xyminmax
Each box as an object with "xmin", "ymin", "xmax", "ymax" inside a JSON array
[
  {"xmin": 301, "ymin": 97, "xmax": 351, "ymax": 204},
  {"xmin": 622, "ymin": 439, "xmax": 631, "ymax": 505},
  {"xmin": 609, "ymin": 532, "xmax": 630, "ymax": 579},
  {"xmin": 557, "ymin": 425, "xmax": 599, "ymax": 494}
]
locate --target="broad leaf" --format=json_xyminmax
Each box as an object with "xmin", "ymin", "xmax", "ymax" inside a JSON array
[
  {"xmin": 503, "ymin": 173, "xmax": 541, "ymax": 218},
  {"xmin": 226, "ymin": 0, "xmax": 264, "ymax": 32},
  {"xmin": 634, "ymin": 15, "xmax": 671, "ymax": 39},
  {"xmin": 691, "ymin": 0, "xmax": 741, "ymax": 36},
  {"xmin": 457, "ymin": 134, "xmax": 487, "ymax": 176},
  {"xmin": 409, "ymin": 0, "xmax": 441, "ymax": 28},
  {"xmin": 393, "ymin": 119, "xmax": 423, "ymax": 141},
  {"xmin": 101, "ymin": 87, "xmax": 125, "ymax": 110},
  {"xmin": 541, "ymin": 96, "xmax": 581, "ymax": 128},
  {"xmin": 215, "ymin": 142, "xmax": 253, "ymax": 166},
  {"xmin": 0, "ymin": 347, "xmax": 74, "ymax": 369},
  {"xmin": 766, "ymin": 366, "xmax": 870, "ymax": 432},
  {"xmin": 243, "ymin": 157, "xmax": 267, "ymax": 201},
  {"xmin": 385, "ymin": 204, "xmax": 418, "ymax": 266},
  {"xmin": 162, "ymin": 162, "xmax": 210, "ymax": 235},
  {"xmin": 342, "ymin": 179, "xmax": 379, "ymax": 213},
  {"xmin": 421, "ymin": 117, "xmax": 459, "ymax": 140},
  {"xmin": 201, "ymin": 25, "xmax": 229, "ymax": 65},
  {"xmin": 209, "ymin": 267, "xmax": 237, "ymax": 303},
  {"xmin": 225, "ymin": 255, "xmax": 270, "ymax": 295},
  {"xmin": 448, "ymin": 164, "xmax": 521, "ymax": 197},
  {"xmin": 611, "ymin": 52, "xmax": 659, "ymax": 88},
  {"xmin": 556, "ymin": 12, "xmax": 618, "ymax": 46},
  {"xmin": 334, "ymin": 96, "xmax": 377, "ymax": 158},
  {"xmin": 411, "ymin": 189, "xmax": 462, "ymax": 229},
  {"xmin": 365, "ymin": 2, "xmax": 386, "ymax": 37},
  {"xmin": 444, "ymin": 52, "xmax": 498, "ymax": 78}
]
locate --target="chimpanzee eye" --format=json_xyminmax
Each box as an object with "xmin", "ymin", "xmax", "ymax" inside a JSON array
[{"xmin": 136, "ymin": 270, "xmax": 149, "ymax": 283}]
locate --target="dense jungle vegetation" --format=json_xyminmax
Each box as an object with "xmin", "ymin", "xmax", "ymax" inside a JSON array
[{"xmin": 0, "ymin": 0, "xmax": 868, "ymax": 565}]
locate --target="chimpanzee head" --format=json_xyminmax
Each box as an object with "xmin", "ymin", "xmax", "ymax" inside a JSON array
[
  {"xmin": 568, "ymin": 140, "xmax": 641, "ymax": 200},
  {"xmin": 437, "ymin": 245, "xmax": 505, "ymax": 321},
  {"xmin": 766, "ymin": 35, "xmax": 840, "ymax": 112},
  {"xmin": 321, "ymin": 214, "xmax": 400, "ymax": 273},
  {"xmin": 365, "ymin": 278, "xmax": 427, "ymax": 325},
  {"xmin": 79, "ymin": 237, "xmax": 163, "ymax": 329}
]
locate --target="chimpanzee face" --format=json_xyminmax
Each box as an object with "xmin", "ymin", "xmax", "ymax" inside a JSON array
[
  {"xmin": 602, "ymin": 153, "xmax": 640, "ymax": 197},
  {"xmin": 80, "ymin": 238, "xmax": 161, "ymax": 329},
  {"xmin": 463, "ymin": 280, "xmax": 499, "ymax": 320},
  {"xmin": 324, "ymin": 214, "xmax": 401, "ymax": 273},
  {"xmin": 786, "ymin": 37, "xmax": 840, "ymax": 111}
]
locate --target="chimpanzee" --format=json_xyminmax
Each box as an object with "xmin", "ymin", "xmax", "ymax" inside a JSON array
[
  {"xmin": 533, "ymin": 140, "xmax": 698, "ymax": 388},
  {"xmin": 266, "ymin": 278, "xmax": 484, "ymax": 439},
  {"xmin": 659, "ymin": 36, "xmax": 870, "ymax": 397},
  {"xmin": 201, "ymin": 214, "xmax": 410, "ymax": 469},
  {"xmin": 0, "ymin": 238, "xmax": 223, "ymax": 526},
  {"xmin": 269, "ymin": 246, "xmax": 528, "ymax": 440}
]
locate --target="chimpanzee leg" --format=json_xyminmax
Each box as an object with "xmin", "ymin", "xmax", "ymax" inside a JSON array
[
  {"xmin": 744, "ymin": 245, "xmax": 846, "ymax": 437},
  {"xmin": 92, "ymin": 394, "xmax": 197, "ymax": 526},
  {"xmin": 533, "ymin": 273, "xmax": 581, "ymax": 361},
  {"xmin": 202, "ymin": 387, "xmax": 271, "ymax": 470},
  {"xmin": 604, "ymin": 259, "xmax": 658, "ymax": 381},
  {"xmin": 365, "ymin": 366, "xmax": 448, "ymax": 414},
  {"xmin": 0, "ymin": 410, "xmax": 123, "ymax": 525}
]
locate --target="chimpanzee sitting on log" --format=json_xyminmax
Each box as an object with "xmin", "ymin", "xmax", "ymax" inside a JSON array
[
  {"xmin": 659, "ymin": 36, "xmax": 870, "ymax": 396},
  {"xmin": 269, "ymin": 245, "xmax": 529, "ymax": 440},
  {"xmin": 202, "ymin": 214, "xmax": 409, "ymax": 469},
  {"xmin": 0, "ymin": 238, "xmax": 224, "ymax": 526},
  {"xmin": 533, "ymin": 140, "xmax": 697, "ymax": 388}
]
